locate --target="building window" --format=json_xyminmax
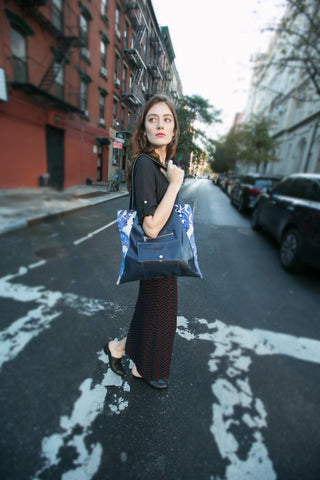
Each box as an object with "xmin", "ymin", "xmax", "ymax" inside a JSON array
[
  {"xmin": 79, "ymin": 14, "xmax": 88, "ymax": 46},
  {"xmin": 99, "ymin": 94, "xmax": 105, "ymax": 121},
  {"xmin": 79, "ymin": 14, "xmax": 91, "ymax": 62},
  {"xmin": 53, "ymin": 0, "xmax": 63, "ymax": 32},
  {"xmin": 80, "ymin": 80, "xmax": 88, "ymax": 113},
  {"xmin": 114, "ymin": 54, "xmax": 120, "ymax": 86},
  {"xmin": 54, "ymin": 66, "xmax": 64, "ymax": 100},
  {"xmin": 122, "ymin": 65, "xmax": 127, "ymax": 91},
  {"xmin": 115, "ymin": 6, "xmax": 121, "ymax": 39},
  {"xmin": 124, "ymin": 21, "xmax": 129, "ymax": 48},
  {"xmin": 101, "ymin": 40, "xmax": 106, "ymax": 68},
  {"xmin": 120, "ymin": 105, "xmax": 126, "ymax": 130},
  {"xmin": 10, "ymin": 27, "xmax": 27, "ymax": 82},
  {"xmin": 101, "ymin": 0, "xmax": 108, "ymax": 15},
  {"xmin": 113, "ymin": 98, "xmax": 118, "ymax": 125}
]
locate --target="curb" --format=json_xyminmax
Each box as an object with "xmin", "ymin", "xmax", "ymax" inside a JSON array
[{"xmin": 0, "ymin": 190, "xmax": 129, "ymax": 236}]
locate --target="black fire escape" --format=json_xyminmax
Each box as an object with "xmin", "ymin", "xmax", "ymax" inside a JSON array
[
  {"xmin": 147, "ymin": 34, "xmax": 163, "ymax": 98},
  {"xmin": 10, "ymin": 0, "xmax": 83, "ymax": 113},
  {"xmin": 122, "ymin": 2, "xmax": 146, "ymax": 113}
]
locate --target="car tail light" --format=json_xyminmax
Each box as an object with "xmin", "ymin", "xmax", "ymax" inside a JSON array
[{"xmin": 248, "ymin": 188, "xmax": 263, "ymax": 195}]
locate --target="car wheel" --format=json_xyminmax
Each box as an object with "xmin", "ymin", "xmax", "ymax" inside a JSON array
[
  {"xmin": 280, "ymin": 228, "xmax": 303, "ymax": 272},
  {"xmin": 251, "ymin": 207, "xmax": 261, "ymax": 231}
]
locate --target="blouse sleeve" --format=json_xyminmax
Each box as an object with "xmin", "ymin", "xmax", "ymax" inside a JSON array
[{"xmin": 132, "ymin": 155, "xmax": 158, "ymax": 224}]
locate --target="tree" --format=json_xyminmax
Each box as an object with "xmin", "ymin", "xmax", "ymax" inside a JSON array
[
  {"xmin": 175, "ymin": 95, "xmax": 221, "ymax": 170},
  {"xmin": 256, "ymin": 0, "xmax": 320, "ymax": 103},
  {"xmin": 208, "ymin": 128, "xmax": 240, "ymax": 173},
  {"xmin": 237, "ymin": 115, "xmax": 279, "ymax": 172},
  {"xmin": 208, "ymin": 116, "xmax": 279, "ymax": 173}
]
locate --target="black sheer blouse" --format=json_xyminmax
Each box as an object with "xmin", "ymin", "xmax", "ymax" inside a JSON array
[{"xmin": 131, "ymin": 154, "xmax": 169, "ymax": 225}]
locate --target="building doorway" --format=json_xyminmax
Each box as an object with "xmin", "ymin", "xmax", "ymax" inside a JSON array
[
  {"xmin": 46, "ymin": 126, "xmax": 64, "ymax": 190},
  {"xmin": 97, "ymin": 145, "xmax": 103, "ymax": 181}
]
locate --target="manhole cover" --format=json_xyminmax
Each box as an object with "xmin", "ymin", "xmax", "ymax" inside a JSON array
[{"xmin": 35, "ymin": 246, "xmax": 68, "ymax": 259}]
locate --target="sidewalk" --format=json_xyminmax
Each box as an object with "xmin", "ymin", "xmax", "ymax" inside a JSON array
[{"xmin": 0, "ymin": 182, "xmax": 129, "ymax": 235}]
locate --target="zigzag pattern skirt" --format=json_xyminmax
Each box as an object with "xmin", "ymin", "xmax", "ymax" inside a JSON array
[{"xmin": 125, "ymin": 276, "xmax": 178, "ymax": 381}]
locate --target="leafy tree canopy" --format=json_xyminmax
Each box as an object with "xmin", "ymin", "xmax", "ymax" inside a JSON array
[
  {"xmin": 175, "ymin": 94, "xmax": 221, "ymax": 168},
  {"xmin": 208, "ymin": 115, "xmax": 279, "ymax": 173}
]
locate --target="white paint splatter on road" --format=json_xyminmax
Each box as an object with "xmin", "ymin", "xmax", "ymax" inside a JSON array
[
  {"xmin": 177, "ymin": 316, "xmax": 320, "ymax": 480},
  {"xmin": 33, "ymin": 356, "xmax": 130, "ymax": 480},
  {"xmin": 1, "ymin": 265, "xmax": 320, "ymax": 480},
  {"xmin": 0, "ymin": 266, "xmax": 121, "ymax": 370}
]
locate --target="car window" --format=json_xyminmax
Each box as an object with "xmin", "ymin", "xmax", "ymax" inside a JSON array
[
  {"xmin": 289, "ymin": 178, "xmax": 310, "ymax": 198},
  {"xmin": 306, "ymin": 179, "xmax": 320, "ymax": 201},
  {"xmin": 273, "ymin": 178, "xmax": 295, "ymax": 196},
  {"xmin": 274, "ymin": 177, "xmax": 310, "ymax": 199},
  {"xmin": 243, "ymin": 176, "xmax": 254, "ymax": 185},
  {"xmin": 254, "ymin": 179, "xmax": 274, "ymax": 189}
]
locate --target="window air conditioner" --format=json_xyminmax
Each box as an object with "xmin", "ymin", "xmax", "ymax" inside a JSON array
[
  {"xmin": 82, "ymin": 48, "xmax": 90, "ymax": 60},
  {"xmin": 100, "ymin": 118, "xmax": 106, "ymax": 125},
  {"xmin": 100, "ymin": 66, "xmax": 107, "ymax": 77},
  {"xmin": 84, "ymin": 109, "xmax": 89, "ymax": 117},
  {"xmin": 115, "ymin": 78, "xmax": 120, "ymax": 87}
]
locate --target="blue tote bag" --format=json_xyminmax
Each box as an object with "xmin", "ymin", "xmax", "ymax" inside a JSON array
[{"xmin": 116, "ymin": 157, "xmax": 202, "ymax": 284}]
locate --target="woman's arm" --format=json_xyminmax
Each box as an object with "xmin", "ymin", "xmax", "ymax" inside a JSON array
[{"xmin": 142, "ymin": 160, "xmax": 184, "ymax": 238}]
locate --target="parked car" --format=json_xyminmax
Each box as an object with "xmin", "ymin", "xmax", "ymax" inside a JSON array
[
  {"xmin": 251, "ymin": 173, "xmax": 320, "ymax": 271},
  {"xmin": 231, "ymin": 174, "xmax": 282, "ymax": 212},
  {"xmin": 214, "ymin": 173, "xmax": 227, "ymax": 187},
  {"xmin": 220, "ymin": 175, "xmax": 243, "ymax": 196},
  {"xmin": 220, "ymin": 174, "xmax": 232, "ymax": 193}
]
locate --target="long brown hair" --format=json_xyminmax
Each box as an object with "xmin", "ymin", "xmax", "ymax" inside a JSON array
[{"xmin": 127, "ymin": 93, "xmax": 179, "ymax": 189}]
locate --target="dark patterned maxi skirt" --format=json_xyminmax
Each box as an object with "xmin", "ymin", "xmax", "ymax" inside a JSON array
[{"xmin": 125, "ymin": 276, "xmax": 178, "ymax": 381}]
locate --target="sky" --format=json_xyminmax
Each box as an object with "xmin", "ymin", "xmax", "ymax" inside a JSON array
[{"xmin": 152, "ymin": 0, "xmax": 286, "ymax": 139}]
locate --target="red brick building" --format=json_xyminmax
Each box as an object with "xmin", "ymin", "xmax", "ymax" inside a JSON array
[{"xmin": 0, "ymin": 0, "xmax": 182, "ymax": 189}]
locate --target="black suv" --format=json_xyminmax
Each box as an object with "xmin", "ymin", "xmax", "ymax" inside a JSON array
[
  {"xmin": 231, "ymin": 174, "xmax": 281, "ymax": 212},
  {"xmin": 251, "ymin": 173, "xmax": 320, "ymax": 271}
]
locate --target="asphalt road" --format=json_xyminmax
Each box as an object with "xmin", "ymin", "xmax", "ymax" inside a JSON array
[{"xmin": 0, "ymin": 179, "xmax": 320, "ymax": 480}]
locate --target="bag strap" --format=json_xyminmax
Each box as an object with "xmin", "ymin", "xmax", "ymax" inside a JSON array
[{"xmin": 130, "ymin": 154, "xmax": 167, "ymax": 209}]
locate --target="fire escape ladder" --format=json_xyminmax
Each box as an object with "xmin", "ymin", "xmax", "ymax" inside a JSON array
[
  {"xmin": 13, "ymin": 0, "xmax": 61, "ymax": 37},
  {"xmin": 135, "ymin": 24, "xmax": 146, "ymax": 47},
  {"xmin": 38, "ymin": 37, "xmax": 75, "ymax": 92}
]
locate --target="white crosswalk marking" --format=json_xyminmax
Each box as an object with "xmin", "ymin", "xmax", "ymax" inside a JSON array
[
  {"xmin": 177, "ymin": 316, "xmax": 320, "ymax": 480},
  {"xmin": 2, "ymin": 264, "xmax": 320, "ymax": 479}
]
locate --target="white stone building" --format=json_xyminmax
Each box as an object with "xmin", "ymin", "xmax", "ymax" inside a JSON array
[{"xmin": 240, "ymin": 0, "xmax": 320, "ymax": 176}]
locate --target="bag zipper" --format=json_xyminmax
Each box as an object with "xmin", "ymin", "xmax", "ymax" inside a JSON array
[{"xmin": 143, "ymin": 232, "xmax": 174, "ymax": 242}]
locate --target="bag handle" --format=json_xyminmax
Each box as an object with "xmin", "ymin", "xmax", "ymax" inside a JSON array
[{"xmin": 129, "ymin": 154, "xmax": 167, "ymax": 209}]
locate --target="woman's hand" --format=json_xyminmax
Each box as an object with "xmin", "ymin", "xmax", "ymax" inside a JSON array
[{"xmin": 166, "ymin": 160, "xmax": 184, "ymax": 188}]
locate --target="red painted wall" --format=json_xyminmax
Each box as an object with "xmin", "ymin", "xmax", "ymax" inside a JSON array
[{"xmin": 0, "ymin": 0, "xmax": 132, "ymax": 189}]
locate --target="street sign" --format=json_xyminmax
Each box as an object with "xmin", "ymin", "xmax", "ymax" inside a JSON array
[{"xmin": 115, "ymin": 133, "xmax": 125, "ymax": 143}]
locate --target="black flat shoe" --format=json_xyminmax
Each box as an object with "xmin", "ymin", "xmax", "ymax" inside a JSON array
[
  {"xmin": 104, "ymin": 343, "xmax": 125, "ymax": 377},
  {"xmin": 132, "ymin": 374, "xmax": 168, "ymax": 390}
]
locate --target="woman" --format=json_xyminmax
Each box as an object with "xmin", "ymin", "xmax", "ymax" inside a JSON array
[{"xmin": 104, "ymin": 93, "xmax": 184, "ymax": 390}]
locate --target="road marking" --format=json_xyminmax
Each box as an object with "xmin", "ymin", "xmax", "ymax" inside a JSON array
[
  {"xmin": 0, "ymin": 267, "xmax": 122, "ymax": 370},
  {"xmin": 30, "ymin": 315, "xmax": 320, "ymax": 480},
  {"xmin": 73, "ymin": 219, "xmax": 118, "ymax": 245},
  {"xmin": 2, "ymin": 264, "xmax": 319, "ymax": 479},
  {"xmin": 177, "ymin": 316, "xmax": 320, "ymax": 480},
  {"xmin": 33, "ymin": 355, "xmax": 130, "ymax": 480}
]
